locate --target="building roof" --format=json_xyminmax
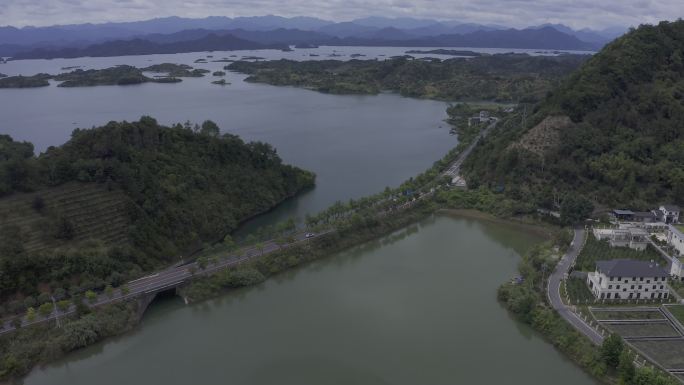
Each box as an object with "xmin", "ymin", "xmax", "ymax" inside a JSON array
[
  {"xmin": 633, "ymin": 211, "xmax": 656, "ymax": 218},
  {"xmin": 662, "ymin": 205, "xmax": 681, "ymax": 212},
  {"xmin": 613, "ymin": 209, "xmax": 634, "ymax": 215},
  {"xmin": 596, "ymin": 259, "xmax": 668, "ymax": 278}
]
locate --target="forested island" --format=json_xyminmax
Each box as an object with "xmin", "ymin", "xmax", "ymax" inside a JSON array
[
  {"xmin": 0, "ymin": 117, "xmax": 314, "ymax": 307},
  {"xmin": 226, "ymin": 53, "xmax": 589, "ymax": 102},
  {"xmin": 405, "ymin": 49, "xmax": 484, "ymax": 56},
  {"xmin": 0, "ymin": 63, "xmax": 212, "ymax": 88}
]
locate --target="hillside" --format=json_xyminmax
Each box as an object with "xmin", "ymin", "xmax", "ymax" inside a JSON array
[
  {"xmin": 0, "ymin": 118, "xmax": 314, "ymax": 303},
  {"xmin": 462, "ymin": 20, "xmax": 684, "ymax": 209}
]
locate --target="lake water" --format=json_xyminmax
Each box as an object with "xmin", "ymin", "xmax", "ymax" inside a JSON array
[
  {"xmin": 23, "ymin": 214, "xmax": 599, "ymax": 385},
  {"xmin": 3, "ymin": 49, "xmax": 599, "ymax": 384}
]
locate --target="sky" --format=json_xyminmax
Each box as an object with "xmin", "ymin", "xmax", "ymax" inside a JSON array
[{"xmin": 0, "ymin": 0, "xmax": 681, "ymax": 29}]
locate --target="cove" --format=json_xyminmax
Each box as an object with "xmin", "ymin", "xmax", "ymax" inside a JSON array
[{"xmin": 23, "ymin": 214, "xmax": 599, "ymax": 385}]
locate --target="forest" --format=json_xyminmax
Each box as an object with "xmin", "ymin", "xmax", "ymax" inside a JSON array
[
  {"xmin": 0, "ymin": 118, "xmax": 314, "ymax": 311},
  {"xmin": 462, "ymin": 20, "xmax": 684, "ymax": 209}
]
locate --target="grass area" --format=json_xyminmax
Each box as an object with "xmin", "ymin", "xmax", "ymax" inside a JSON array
[
  {"xmin": 575, "ymin": 232, "xmax": 667, "ymax": 271},
  {"xmin": 665, "ymin": 305, "xmax": 684, "ymax": 326},
  {"xmin": 565, "ymin": 277, "xmax": 595, "ymax": 304},
  {"xmin": 604, "ymin": 322, "xmax": 680, "ymax": 338},
  {"xmin": 591, "ymin": 310, "xmax": 666, "ymax": 320},
  {"xmin": 631, "ymin": 339, "xmax": 684, "ymax": 369},
  {"xmin": 674, "ymin": 225, "xmax": 684, "ymax": 233}
]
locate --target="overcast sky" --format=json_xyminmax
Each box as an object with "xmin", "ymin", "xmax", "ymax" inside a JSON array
[{"xmin": 1, "ymin": 0, "xmax": 681, "ymax": 29}]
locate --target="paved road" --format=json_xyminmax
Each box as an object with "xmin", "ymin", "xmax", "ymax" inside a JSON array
[
  {"xmin": 443, "ymin": 118, "xmax": 498, "ymax": 179},
  {"xmin": 0, "ymin": 230, "xmax": 333, "ymax": 335},
  {"xmin": 547, "ymin": 227, "xmax": 604, "ymax": 345}
]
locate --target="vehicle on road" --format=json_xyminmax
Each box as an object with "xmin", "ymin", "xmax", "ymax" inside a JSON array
[{"xmin": 305, "ymin": 233, "xmax": 315, "ymax": 238}]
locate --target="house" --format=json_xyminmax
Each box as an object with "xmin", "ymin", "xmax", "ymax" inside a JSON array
[
  {"xmin": 611, "ymin": 209, "xmax": 634, "ymax": 222},
  {"xmin": 656, "ymin": 205, "xmax": 680, "ymax": 224},
  {"xmin": 479, "ymin": 110, "xmax": 490, "ymax": 123},
  {"xmin": 593, "ymin": 227, "xmax": 649, "ymax": 251},
  {"xmin": 586, "ymin": 259, "xmax": 670, "ymax": 300},
  {"xmin": 667, "ymin": 225, "xmax": 684, "ymax": 256}
]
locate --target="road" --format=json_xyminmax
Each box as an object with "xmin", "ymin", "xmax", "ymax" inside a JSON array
[
  {"xmin": 547, "ymin": 227, "xmax": 604, "ymax": 345},
  {"xmin": 443, "ymin": 117, "xmax": 498, "ymax": 180},
  {"xmin": 0, "ymin": 230, "xmax": 333, "ymax": 335}
]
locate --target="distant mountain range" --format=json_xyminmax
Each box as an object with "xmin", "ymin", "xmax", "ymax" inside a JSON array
[{"xmin": 0, "ymin": 15, "xmax": 628, "ymax": 59}]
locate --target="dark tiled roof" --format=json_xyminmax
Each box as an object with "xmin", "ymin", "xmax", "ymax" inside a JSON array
[
  {"xmin": 663, "ymin": 205, "xmax": 681, "ymax": 212},
  {"xmin": 613, "ymin": 209, "xmax": 634, "ymax": 215},
  {"xmin": 633, "ymin": 211, "xmax": 655, "ymax": 218},
  {"xmin": 596, "ymin": 259, "xmax": 668, "ymax": 278}
]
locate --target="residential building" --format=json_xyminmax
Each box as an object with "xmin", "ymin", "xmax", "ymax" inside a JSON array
[
  {"xmin": 479, "ymin": 110, "xmax": 490, "ymax": 123},
  {"xmin": 611, "ymin": 209, "xmax": 634, "ymax": 221},
  {"xmin": 593, "ymin": 227, "xmax": 649, "ymax": 251},
  {"xmin": 656, "ymin": 205, "xmax": 680, "ymax": 224},
  {"xmin": 587, "ymin": 259, "xmax": 670, "ymax": 300},
  {"xmin": 667, "ymin": 224, "xmax": 684, "ymax": 256}
]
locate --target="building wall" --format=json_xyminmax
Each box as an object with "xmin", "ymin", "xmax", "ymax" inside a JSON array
[
  {"xmin": 668, "ymin": 226, "xmax": 684, "ymax": 256},
  {"xmin": 587, "ymin": 272, "xmax": 669, "ymax": 300}
]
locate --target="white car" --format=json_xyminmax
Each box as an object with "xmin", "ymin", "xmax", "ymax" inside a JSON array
[{"xmin": 305, "ymin": 233, "xmax": 315, "ymax": 238}]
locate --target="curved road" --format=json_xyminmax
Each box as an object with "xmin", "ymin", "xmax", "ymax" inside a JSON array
[{"xmin": 547, "ymin": 227, "xmax": 604, "ymax": 345}]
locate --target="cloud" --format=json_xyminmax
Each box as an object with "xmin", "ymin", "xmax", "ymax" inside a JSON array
[{"xmin": 0, "ymin": 0, "xmax": 681, "ymax": 29}]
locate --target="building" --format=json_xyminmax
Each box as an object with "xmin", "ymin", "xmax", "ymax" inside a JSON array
[
  {"xmin": 611, "ymin": 209, "xmax": 634, "ymax": 222},
  {"xmin": 632, "ymin": 211, "xmax": 657, "ymax": 223},
  {"xmin": 587, "ymin": 259, "xmax": 670, "ymax": 300},
  {"xmin": 656, "ymin": 205, "xmax": 680, "ymax": 224},
  {"xmin": 479, "ymin": 110, "xmax": 490, "ymax": 123},
  {"xmin": 667, "ymin": 225, "xmax": 684, "ymax": 256},
  {"xmin": 593, "ymin": 227, "xmax": 649, "ymax": 251}
]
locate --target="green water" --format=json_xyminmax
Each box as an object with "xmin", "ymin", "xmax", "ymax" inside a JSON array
[{"xmin": 24, "ymin": 214, "xmax": 599, "ymax": 385}]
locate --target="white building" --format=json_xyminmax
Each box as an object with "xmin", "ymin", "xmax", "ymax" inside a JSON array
[
  {"xmin": 593, "ymin": 227, "xmax": 649, "ymax": 251},
  {"xmin": 587, "ymin": 259, "xmax": 670, "ymax": 300},
  {"xmin": 667, "ymin": 225, "xmax": 684, "ymax": 256},
  {"xmin": 656, "ymin": 205, "xmax": 680, "ymax": 224}
]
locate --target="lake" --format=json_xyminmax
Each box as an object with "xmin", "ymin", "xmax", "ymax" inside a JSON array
[{"xmin": 23, "ymin": 213, "xmax": 599, "ymax": 385}]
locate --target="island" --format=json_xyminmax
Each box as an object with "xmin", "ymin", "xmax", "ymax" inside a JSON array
[
  {"xmin": 211, "ymin": 79, "xmax": 230, "ymax": 85},
  {"xmin": 212, "ymin": 71, "xmax": 226, "ymax": 76},
  {"xmin": 225, "ymin": 53, "xmax": 588, "ymax": 102},
  {"xmin": 0, "ymin": 73, "xmax": 51, "ymax": 88},
  {"xmin": 405, "ymin": 49, "xmax": 484, "ymax": 56},
  {"xmin": 0, "ymin": 63, "xmax": 215, "ymax": 88}
]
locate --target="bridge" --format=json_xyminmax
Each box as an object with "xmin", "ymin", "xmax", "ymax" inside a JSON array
[{"xmin": 0, "ymin": 230, "xmax": 333, "ymax": 335}]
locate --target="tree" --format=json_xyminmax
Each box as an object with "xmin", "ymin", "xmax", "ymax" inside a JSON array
[
  {"xmin": 31, "ymin": 196, "xmax": 45, "ymax": 213},
  {"xmin": 26, "ymin": 307, "xmax": 36, "ymax": 322},
  {"xmin": 223, "ymin": 234, "xmax": 236, "ymax": 252},
  {"xmin": 560, "ymin": 195, "xmax": 594, "ymax": 225},
  {"xmin": 85, "ymin": 290, "xmax": 97, "ymax": 303},
  {"xmin": 38, "ymin": 302, "xmax": 53, "ymax": 318},
  {"xmin": 617, "ymin": 349, "xmax": 636, "ymax": 383},
  {"xmin": 255, "ymin": 242, "xmax": 265, "ymax": 256},
  {"xmin": 104, "ymin": 285, "xmax": 114, "ymax": 298},
  {"xmin": 23, "ymin": 296, "xmax": 36, "ymax": 309},
  {"xmin": 600, "ymin": 333, "xmax": 624, "ymax": 368},
  {"xmin": 200, "ymin": 120, "xmax": 220, "ymax": 137},
  {"xmin": 197, "ymin": 257, "xmax": 208, "ymax": 270},
  {"xmin": 56, "ymin": 300, "xmax": 70, "ymax": 312},
  {"xmin": 11, "ymin": 317, "xmax": 21, "ymax": 329},
  {"xmin": 54, "ymin": 216, "xmax": 75, "ymax": 240},
  {"xmin": 121, "ymin": 285, "xmax": 130, "ymax": 296}
]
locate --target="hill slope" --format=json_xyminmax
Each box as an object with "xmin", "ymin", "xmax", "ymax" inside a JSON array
[
  {"xmin": 463, "ymin": 20, "xmax": 684, "ymax": 209},
  {"xmin": 0, "ymin": 118, "xmax": 314, "ymax": 301}
]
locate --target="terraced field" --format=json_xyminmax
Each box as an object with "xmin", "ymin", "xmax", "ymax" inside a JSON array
[{"xmin": 0, "ymin": 182, "xmax": 131, "ymax": 253}]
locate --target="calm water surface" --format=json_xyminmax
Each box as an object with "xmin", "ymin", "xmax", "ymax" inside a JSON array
[{"xmin": 23, "ymin": 214, "xmax": 598, "ymax": 385}]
